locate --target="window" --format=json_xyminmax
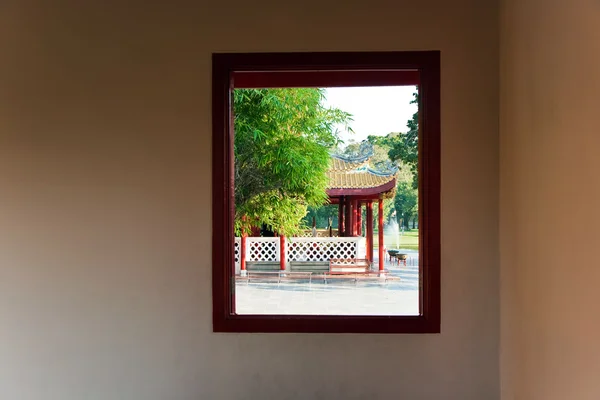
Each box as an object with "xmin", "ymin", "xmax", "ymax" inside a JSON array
[{"xmin": 213, "ymin": 52, "xmax": 440, "ymax": 333}]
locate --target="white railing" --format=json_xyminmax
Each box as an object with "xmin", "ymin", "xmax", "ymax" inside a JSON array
[
  {"xmin": 234, "ymin": 237, "xmax": 241, "ymax": 274},
  {"xmin": 287, "ymin": 237, "xmax": 365, "ymax": 262},
  {"xmin": 246, "ymin": 237, "xmax": 280, "ymax": 261},
  {"xmin": 234, "ymin": 236, "xmax": 365, "ymax": 273}
]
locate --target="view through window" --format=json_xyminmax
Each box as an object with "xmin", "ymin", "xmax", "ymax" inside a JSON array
[{"xmin": 233, "ymin": 85, "xmax": 420, "ymax": 316}]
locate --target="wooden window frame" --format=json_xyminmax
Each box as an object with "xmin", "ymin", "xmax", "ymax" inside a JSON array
[{"xmin": 212, "ymin": 51, "xmax": 440, "ymax": 333}]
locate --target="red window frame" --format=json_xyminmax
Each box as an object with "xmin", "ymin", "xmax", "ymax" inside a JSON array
[{"xmin": 212, "ymin": 51, "xmax": 440, "ymax": 333}]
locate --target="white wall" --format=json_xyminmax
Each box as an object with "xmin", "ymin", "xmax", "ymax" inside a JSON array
[
  {"xmin": 500, "ymin": 1, "xmax": 600, "ymax": 399},
  {"xmin": 0, "ymin": 1, "xmax": 499, "ymax": 399}
]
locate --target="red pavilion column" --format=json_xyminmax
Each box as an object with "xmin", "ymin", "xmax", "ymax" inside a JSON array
[
  {"xmin": 378, "ymin": 199, "xmax": 385, "ymax": 273},
  {"xmin": 240, "ymin": 216, "xmax": 248, "ymax": 276},
  {"xmin": 345, "ymin": 196, "xmax": 353, "ymax": 237},
  {"xmin": 357, "ymin": 202, "xmax": 363, "ymax": 236},
  {"xmin": 352, "ymin": 199, "xmax": 358, "ymax": 236},
  {"xmin": 280, "ymin": 235, "xmax": 286, "ymax": 271},
  {"xmin": 366, "ymin": 201, "xmax": 373, "ymax": 262},
  {"xmin": 338, "ymin": 196, "xmax": 344, "ymax": 236},
  {"xmin": 240, "ymin": 234, "xmax": 247, "ymax": 276}
]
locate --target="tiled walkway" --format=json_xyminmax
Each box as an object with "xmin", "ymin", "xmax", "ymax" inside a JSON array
[{"xmin": 235, "ymin": 250, "xmax": 420, "ymax": 315}]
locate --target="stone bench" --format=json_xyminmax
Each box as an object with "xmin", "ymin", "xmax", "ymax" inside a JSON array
[
  {"xmin": 329, "ymin": 258, "xmax": 370, "ymax": 274},
  {"xmin": 244, "ymin": 271, "xmax": 313, "ymax": 285},
  {"xmin": 289, "ymin": 261, "xmax": 330, "ymax": 272},
  {"xmin": 246, "ymin": 261, "xmax": 280, "ymax": 271}
]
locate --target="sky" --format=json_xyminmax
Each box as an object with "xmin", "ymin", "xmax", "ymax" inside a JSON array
[{"xmin": 321, "ymin": 86, "xmax": 418, "ymax": 145}]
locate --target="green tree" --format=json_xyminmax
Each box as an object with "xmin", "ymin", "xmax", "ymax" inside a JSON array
[
  {"xmin": 234, "ymin": 88, "xmax": 352, "ymax": 236},
  {"xmin": 394, "ymin": 182, "xmax": 418, "ymax": 230},
  {"xmin": 388, "ymin": 90, "xmax": 419, "ymax": 188},
  {"xmin": 303, "ymin": 204, "xmax": 338, "ymax": 229}
]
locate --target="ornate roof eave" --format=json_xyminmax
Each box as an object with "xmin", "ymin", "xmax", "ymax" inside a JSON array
[
  {"xmin": 364, "ymin": 165, "xmax": 398, "ymax": 176},
  {"xmin": 330, "ymin": 151, "xmax": 372, "ymax": 164},
  {"xmin": 326, "ymin": 178, "xmax": 396, "ymax": 198}
]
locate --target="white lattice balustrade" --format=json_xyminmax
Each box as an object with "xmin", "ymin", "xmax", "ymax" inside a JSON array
[
  {"xmin": 287, "ymin": 237, "xmax": 366, "ymax": 262},
  {"xmin": 233, "ymin": 236, "xmax": 365, "ymax": 273},
  {"xmin": 246, "ymin": 237, "xmax": 280, "ymax": 261},
  {"xmin": 234, "ymin": 238, "xmax": 240, "ymax": 273}
]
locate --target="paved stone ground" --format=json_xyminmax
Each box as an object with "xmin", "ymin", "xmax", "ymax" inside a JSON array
[{"xmin": 236, "ymin": 250, "xmax": 420, "ymax": 315}]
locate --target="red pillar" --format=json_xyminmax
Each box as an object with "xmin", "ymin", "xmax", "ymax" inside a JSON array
[
  {"xmin": 352, "ymin": 199, "xmax": 357, "ymax": 236},
  {"xmin": 350, "ymin": 200, "xmax": 354, "ymax": 236},
  {"xmin": 240, "ymin": 234, "xmax": 247, "ymax": 274},
  {"xmin": 344, "ymin": 196, "xmax": 353, "ymax": 237},
  {"xmin": 357, "ymin": 202, "xmax": 363, "ymax": 236},
  {"xmin": 338, "ymin": 197, "xmax": 345, "ymax": 236},
  {"xmin": 280, "ymin": 235, "xmax": 286, "ymax": 271},
  {"xmin": 366, "ymin": 201, "xmax": 373, "ymax": 262},
  {"xmin": 378, "ymin": 199, "xmax": 384, "ymax": 272}
]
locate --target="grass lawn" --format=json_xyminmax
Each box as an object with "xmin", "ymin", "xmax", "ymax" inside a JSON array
[{"xmin": 373, "ymin": 229, "xmax": 419, "ymax": 251}]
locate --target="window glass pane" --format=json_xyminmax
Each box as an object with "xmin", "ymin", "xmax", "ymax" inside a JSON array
[{"xmin": 232, "ymin": 85, "xmax": 421, "ymax": 316}]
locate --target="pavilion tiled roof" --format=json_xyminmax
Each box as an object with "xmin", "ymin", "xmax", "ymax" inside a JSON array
[
  {"xmin": 329, "ymin": 157, "xmax": 369, "ymax": 172},
  {"xmin": 327, "ymin": 154, "xmax": 396, "ymax": 190}
]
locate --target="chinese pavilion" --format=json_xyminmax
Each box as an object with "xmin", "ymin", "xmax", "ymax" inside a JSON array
[
  {"xmin": 326, "ymin": 151, "xmax": 397, "ymax": 272},
  {"xmin": 238, "ymin": 148, "xmax": 397, "ymax": 276}
]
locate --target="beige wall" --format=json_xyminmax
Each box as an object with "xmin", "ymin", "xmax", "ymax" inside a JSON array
[
  {"xmin": 0, "ymin": 1, "xmax": 499, "ymax": 399},
  {"xmin": 500, "ymin": 0, "xmax": 600, "ymax": 399}
]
